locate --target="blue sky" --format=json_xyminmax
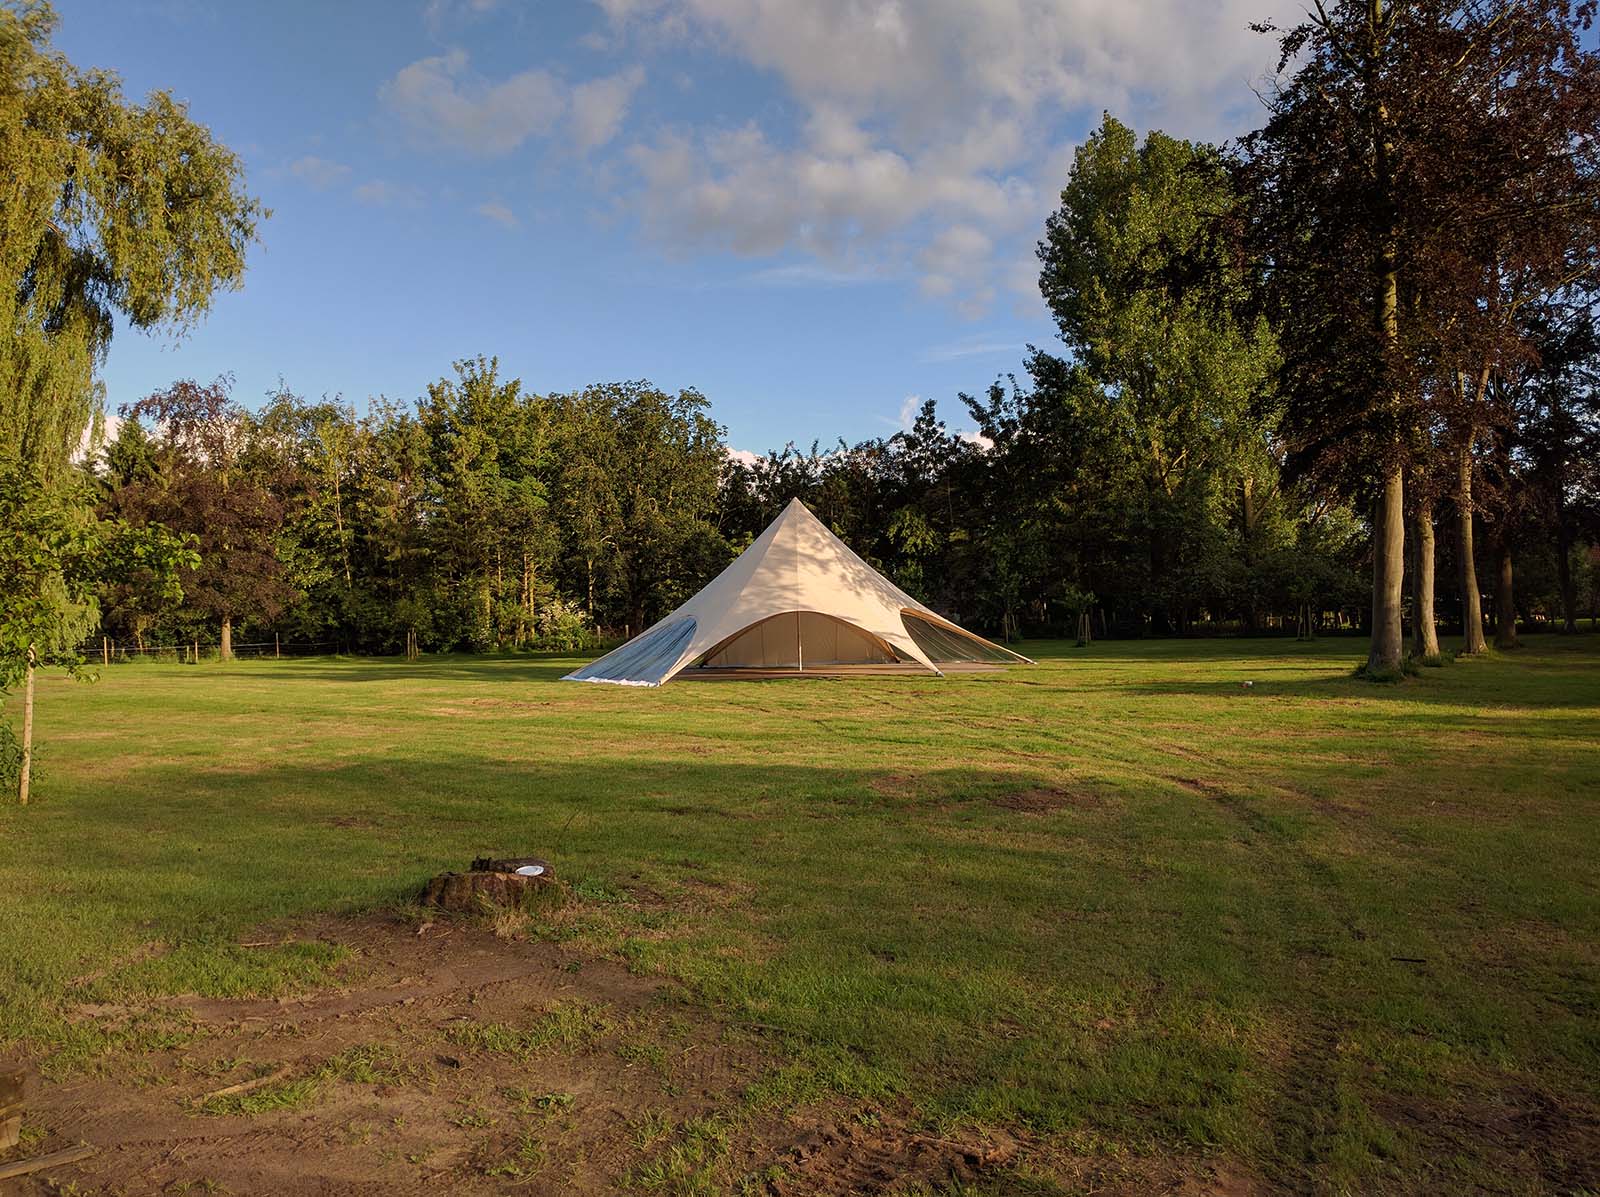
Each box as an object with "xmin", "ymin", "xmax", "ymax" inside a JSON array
[{"xmin": 54, "ymin": 0, "xmax": 1282, "ymax": 456}]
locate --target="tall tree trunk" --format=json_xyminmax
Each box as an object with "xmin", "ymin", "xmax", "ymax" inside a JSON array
[
  {"xmin": 1456, "ymin": 444, "xmax": 1487, "ymax": 654},
  {"xmin": 18, "ymin": 645, "xmax": 35, "ymax": 805},
  {"xmin": 1411, "ymin": 498, "xmax": 1439, "ymax": 660},
  {"xmin": 1493, "ymin": 536, "xmax": 1519, "ymax": 650},
  {"xmin": 220, "ymin": 617, "xmax": 232, "ymax": 661},
  {"xmin": 1364, "ymin": 11, "xmax": 1405, "ymax": 675},
  {"xmin": 1369, "ymin": 466, "xmax": 1406, "ymax": 672},
  {"xmin": 1555, "ymin": 498, "xmax": 1578, "ymax": 634}
]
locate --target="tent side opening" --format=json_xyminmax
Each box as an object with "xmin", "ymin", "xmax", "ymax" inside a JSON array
[
  {"xmin": 691, "ymin": 610, "xmax": 902, "ymax": 671},
  {"xmin": 900, "ymin": 611, "xmax": 1033, "ymax": 664}
]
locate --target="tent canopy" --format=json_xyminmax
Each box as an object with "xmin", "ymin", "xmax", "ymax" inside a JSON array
[{"xmin": 565, "ymin": 498, "xmax": 1030, "ymax": 687}]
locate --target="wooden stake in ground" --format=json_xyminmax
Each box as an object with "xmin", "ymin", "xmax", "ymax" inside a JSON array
[
  {"xmin": 195, "ymin": 1065, "xmax": 291, "ymax": 1103},
  {"xmin": 0, "ymin": 1145, "xmax": 96, "ymax": 1182},
  {"xmin": 19, "ymin": 645, "xmax": 34, "ymax": 805}
]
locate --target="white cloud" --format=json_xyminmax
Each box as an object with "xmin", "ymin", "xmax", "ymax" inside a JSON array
[
  {"xmin": 288, "ymin": 155, "xmax": 352, "ymax": 189},
  {"xmin": 424, "ymin": 0, "xmax": 502, "ymax": 32},
  {"xmin": 917, "ymin": 223, "xmax": 993, "ymax": 301},
  {"xmin": 380, "ymin": 52, "xmax": 647, "ymax": 157},
  {"xmin": 380, "ymin": 49, "xmax": 565, "ymax": 155},
  {"xmin": 920, "ymin": 335, "xmax": 1020, "ymax": 363},
  {"xmin": 476, "ymin": 200, "xmax": 519, "ymax": 228},
  {"xmin": 626, "ymin": 116, "xmax": 1040, "ymax": 313},
  {"xmin": 607, "ymin": 0, "xmax": 1278, "ymax": 312},
  {"xmin": 740, "ymin": 262, "xmax": 886, "ymax": 287},
  {"xmin": 354, "ymin": 179, "xmax": 425, "ymax": 207},
  {"xmin": 724, "ymin": 445, "xmax": 761, "ymax": 467},
  {"xmin": 642, "ymin": 0, "xmax": 1271, "ymax": 139},
  {"xmin": 571, "ymin": 66, "xmax": 646, "ymax": 151},
  {"xmin": 628, "ymin": 121, "xmax": 998, "ymax": 257},
  {"xmin": 888, "ymin": 393, "xmax": 921, "ymax": 430}
]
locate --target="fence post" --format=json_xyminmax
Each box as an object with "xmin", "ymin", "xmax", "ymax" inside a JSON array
[
  {"xmin": 275, "ymin": 632, "xmax": 281, "ymax": 659},
  {"xmin": 193, "ymin": 637, "xmax": 199, "ymax": 665},
  {"xmin": 102, "ymin": 636, "xmax": 109, "ymax": 666}
]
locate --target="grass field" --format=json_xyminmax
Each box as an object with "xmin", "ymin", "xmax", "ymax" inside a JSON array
[{"xmin": 1, "ymin": 637, "xmax": 1597, "ymax": 1193}]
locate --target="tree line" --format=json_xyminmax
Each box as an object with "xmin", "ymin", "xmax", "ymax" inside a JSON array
[{"xmin": 95, "ymin": 367, "xmax": 729, "ymax": 657}]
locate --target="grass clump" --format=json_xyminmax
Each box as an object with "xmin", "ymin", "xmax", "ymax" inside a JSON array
[
  {"xmin": 197, "ymin": 1042, "xmax": 420, "ymax": 1116},
  {"xmin": 628, "ymin": 1115, "xmax": 735, "ymax": 1196},
  {"xmin": 445, "ymin": 1001, "xmax": 611, "ymax": 1061},
  {"xmin": 481, "ymin": 1128, "xmax": 548, "ymax": 1179}
]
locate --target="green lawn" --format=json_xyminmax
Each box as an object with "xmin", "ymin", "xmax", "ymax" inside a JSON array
[{"xmin": 2, "ymin": 637, "xmax": 1597, "ymax": 1193}]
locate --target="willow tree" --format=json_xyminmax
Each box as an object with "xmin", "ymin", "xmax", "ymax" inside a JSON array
[{"xmin": 0, "ymin": 0, "xmax": 261, "ymax": 799}]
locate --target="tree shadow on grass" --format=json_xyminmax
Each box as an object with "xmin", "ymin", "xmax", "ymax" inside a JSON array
[
  {"xmin": 268, "ymin": 652, "xmax": 586, "ymax": 685},
  {"xmin": 6, "ymin": 750, "xmax": 1597, "ymax": 1193},
  {"xmin": 1099, "ymin": 670, "xmax": 1600, "ymax": 715}
]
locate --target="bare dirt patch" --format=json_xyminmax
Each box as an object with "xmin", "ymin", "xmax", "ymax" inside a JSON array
[
  {"xmin": 3, "ymin": 914, "xmax": 767, "ymax": 1195},
  {"xmin": 868, "ymin": 772, "xmax": 918, "ymax": 800},
  {"xmin": 763, "ymin": 1116, "xmax": 1018, "ymax": 1194},
  {"xmin": 2, "ymin": 915, "xmax": 1276, "ymax": 1196},
  {"xmin": 1370, "ymin": 1084, "xmax": 1600, "ymax": 1194},
  {"xmin": 991, "ymin": 785, "xmax": 1102, "ymax": 814}
]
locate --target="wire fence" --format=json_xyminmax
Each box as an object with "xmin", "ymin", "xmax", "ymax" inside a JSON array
[{"xmin": 79, "ymin": 637, "xmax": 340, "ymax": 664}]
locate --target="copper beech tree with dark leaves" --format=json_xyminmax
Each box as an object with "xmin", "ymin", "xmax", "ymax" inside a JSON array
[
  {"xmin": 119, "ymin": 379, "xmax": 294, "ymax": 661},
  {"xmin": 1243, "ymin": 0, "xmax": 1600, "ymax": 673}
]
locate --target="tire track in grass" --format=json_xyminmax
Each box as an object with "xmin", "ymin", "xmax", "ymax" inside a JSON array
[{"xmin": 1168, "ymin": 772, "xmax": 1372, "ymax": 1191}]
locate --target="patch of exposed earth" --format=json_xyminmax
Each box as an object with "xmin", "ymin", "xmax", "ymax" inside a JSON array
[{"xmin": 1, "ymin": 914, "xmax": 1256, "ymax": 1195}]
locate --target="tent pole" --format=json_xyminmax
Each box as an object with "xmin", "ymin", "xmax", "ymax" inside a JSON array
[{"xmin": 795, "ymin": 610, "xmax": 802, "ymax": 672}]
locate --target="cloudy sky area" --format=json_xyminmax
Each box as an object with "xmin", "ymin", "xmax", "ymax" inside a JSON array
[{"xmin": 57, "ymin": 0, "xmax": 1286, "ymax": 455}]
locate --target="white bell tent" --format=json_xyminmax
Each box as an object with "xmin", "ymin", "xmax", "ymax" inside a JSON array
[{"xmin": 564, "ymin": 497, "xmax": 1031, "ymax": 687}]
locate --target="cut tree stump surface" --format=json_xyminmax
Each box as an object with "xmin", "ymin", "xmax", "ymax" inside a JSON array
[{"xmin": 420, "ymin": 857, "xmax": 554, "ymax": 912}]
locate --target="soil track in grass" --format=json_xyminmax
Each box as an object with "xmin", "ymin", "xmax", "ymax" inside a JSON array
[{"xmin": 1, "ymin": 914, "xmax": 1102, "ymax": 1195}]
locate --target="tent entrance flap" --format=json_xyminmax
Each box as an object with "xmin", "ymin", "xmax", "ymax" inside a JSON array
[{"xmin": 695, "ymin": 611, "xmax": 898, "ymax": 670}]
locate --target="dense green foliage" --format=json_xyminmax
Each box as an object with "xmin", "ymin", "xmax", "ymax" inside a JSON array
[
  {"xmin": 83, "ymin": 111, "xmax": 1600, "ymax": 656},
  {"xmin": 96, "ymin": 362, "xmax": 729, "ymax": 654},
  {"xmin": 1241, "ymin": 0, "xmax": 1600, "ymax": 668}
]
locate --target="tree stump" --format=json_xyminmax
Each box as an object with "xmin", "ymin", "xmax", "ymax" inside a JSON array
[{"xmin": 420, "ymin": 857, "xmax": 555, "ymax": 912}]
